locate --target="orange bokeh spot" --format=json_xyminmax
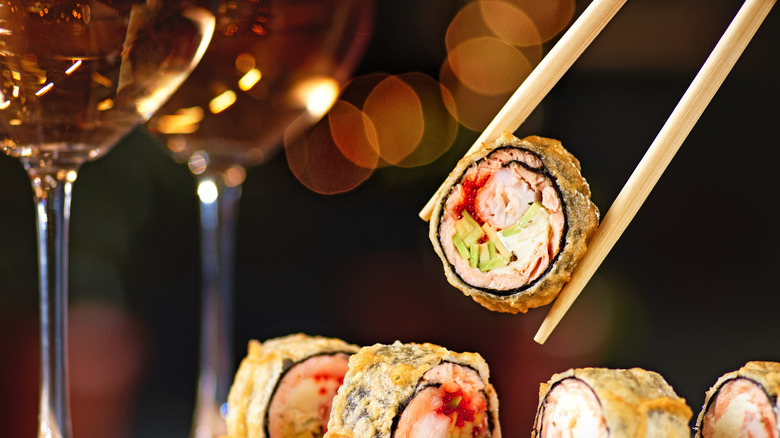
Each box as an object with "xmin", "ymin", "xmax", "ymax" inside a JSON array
[
  {"xmin": 338, "ymin": 73, "xmax": 391, "ymax": 169},
  {"xmin": 392, "ymin": 73, "xmax": 459, "ymax": 168},
  {"xmin": 447, "ymin": 36, "xmax": 534, "ymax": 96},
  {"xmin": 484, "ymin": 0, "xmax": 575, "ymax": 43},
  {"xmin": 284, "ymin": 113, "xmax": 373, "ymax": 195},
  {"xmin": 329, "ymin": 73, "xmax": 458, "ymax": 170},
  {"xmin": 328, "ymin": 100, "xmax": 379, "ymax": 169},
  {"xmin": 446, "ymin": 0, "xmax": 543, "ymax": 61},
  {"xmin": 439, "ymin": 59, "xmax": 513, "ymax": 132},
  {"xmin": 479, "ymin": 0, "xmax": 541, "ymax": 47},
  {"xmin": 363, "ymin": 76, "xmax": 424, "ymax": 165},
  {"xmin": 339, "ymin": 73, "xmax": 391, "ymax": 104}
]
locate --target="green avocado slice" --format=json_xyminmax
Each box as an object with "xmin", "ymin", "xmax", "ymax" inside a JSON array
[{"xmin": 500, "ymin": 202, "xmax": 545, "ymax": 237}]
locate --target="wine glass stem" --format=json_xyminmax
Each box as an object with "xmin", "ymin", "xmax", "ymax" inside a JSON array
[
  {"xmin": 192, "ymin": 174, "xmax": 239, "ymax": 438},
  {"xmin": 32, "ymin": 173, "xmax": 74, "ymax": 438}
]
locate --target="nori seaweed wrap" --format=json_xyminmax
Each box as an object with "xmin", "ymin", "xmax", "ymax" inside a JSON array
[
  {"xmin": 429, "ymin": 132, "xmax": 599, "ymax": 313},
  {"xmin": 226, "ymin": 333, "xmax": 360, "ymax": 438},
  {"xmin": 324, "ymin": 341, "xmax": 501, "ymax": 437},
  {"xmin": 533, "ymin": 367, "xmax": 693, "ymax": 437},
  {"xmin": 695, "ymin": 361, "xmax": 780, "ymax": 437}
]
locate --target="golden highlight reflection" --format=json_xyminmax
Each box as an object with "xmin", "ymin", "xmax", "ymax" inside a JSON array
[
  {"xmin": 91, "ymin": 72, "xmax": 113, "ymax": 88},
  {"xmin": 289, "ymin": 76, "xmax": 340, "ymax": 118},
  {"xmin": 152, "ymin": 106, "xmax": 204, "ymax": 135},
  {"xmin": 208, "ymin": 90, "xmax": 237, "ymax": 114},
  {"xmin": 238, "ymin": 68, "xmax": 261, "ymax": 91},
  {"xmin": 96, "ymin": 99, "xmax": 114, "ymax": 111}
]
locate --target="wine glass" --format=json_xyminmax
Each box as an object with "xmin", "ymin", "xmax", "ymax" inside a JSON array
[
  {"xmin": 146, "ymin": 1, "xmax": 375, "ymax": 436},
  {"xmin": 0, "ymin": 1, "xmax": 215, "ymax": 437}
]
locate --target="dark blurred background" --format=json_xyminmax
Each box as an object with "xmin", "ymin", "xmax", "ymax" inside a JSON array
[{"xmin": 1, "ymin": 0, "xmax": 779, "ymax": 436}]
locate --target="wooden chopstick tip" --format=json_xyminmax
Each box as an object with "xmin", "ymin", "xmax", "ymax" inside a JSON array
[{"xmin": 533, "ymin": 315, "xmax": 556, "ymax": 344}]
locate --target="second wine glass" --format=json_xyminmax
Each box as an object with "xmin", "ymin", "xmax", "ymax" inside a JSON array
[
  {"xmin": 146, "ymin": 1, "xmax": 375, "ymax": 437},
  {"xmin": 0, "ymin": 1, "xmax": 216, "ymax": 437}
]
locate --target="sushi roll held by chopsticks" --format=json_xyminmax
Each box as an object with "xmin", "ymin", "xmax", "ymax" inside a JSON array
[
  {"xmin": 695, "ymin": 361, "xmax": 780, "ymax": 437},
  {"xmin": 325, "ymin": 341, "xmax": 501, "ymax": 438},
  {"xmin": 533, "ymin": 367, "xmax": 693, "ymax": 437},
  {"xmin": 226, "ymin": 333, "xmax": 360, "ymax": 438},
  {"xmin": 429, "ymin": 132, "xmax": 599, "ymax": 313}
]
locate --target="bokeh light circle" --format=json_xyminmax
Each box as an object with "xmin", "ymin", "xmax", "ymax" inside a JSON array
[
  {"xmin": 446, "ymin": 0, "xmax": 543, "ymax": 62},
  {"xmin": 478, "ymin": 0, "xmax": 541, "ymax": 47},
  {"xmin": 284, "ymin": 112, "xmax": 374, "ymax": 195},
  {"xmin": 328, "ymin": 100, "xmax": 379, "ymax": 169},
  {"xmin": 439, "ymin": 58, "xmax": 515, "ymax": 132},
  {"xmin": 392, "ymin": 73, "xmax": 458, "ymax": 168},
  {"xmin": 447, "ymin": 36, "xmax": 534, "ymax": 96},
  {"xmin": 362, "ymin": 75, "xmax": 425, "ymax": 165},
  {"xmin": 284, "ymin": 0, "xmax": 576, "ymax": 193},
  {"xmin": 480, "ymin": 0, "xmax": 575, "ymax": 43}
]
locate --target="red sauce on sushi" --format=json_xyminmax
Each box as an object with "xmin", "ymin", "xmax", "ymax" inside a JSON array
[
  {"xmin": 438, "ymin": 389, "xmax": 486, "ymax": 429},
  {"xmin": 455, "ymin": 177, "xmax": 489, "ymax": 225}
]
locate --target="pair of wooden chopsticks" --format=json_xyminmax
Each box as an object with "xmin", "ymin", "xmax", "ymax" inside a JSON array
[{"xmin": 419, "ymin": 0, "xmax": 776, "ymax": 344}]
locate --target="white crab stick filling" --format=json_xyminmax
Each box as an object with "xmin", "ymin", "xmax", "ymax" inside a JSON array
[
  {"xmin": 702, "ymin": 378, "xmax": 779, "ymax": 438},
  {"xmin": 267, "ymin": 353, "xmax": 350, "ymax": 438},
  {"xmin": 539, "ymin": 378, "xmax": 608, "ymax": 438},
  {"xmin": 440, "ymin": 149, "xmax": 565, "ymax": 291},
  {"xmin": 395, "ymin": 363, "xmax": 490, "ymax": 438}
]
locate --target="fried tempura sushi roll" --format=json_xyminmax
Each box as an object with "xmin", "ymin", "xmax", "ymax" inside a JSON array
[
  {"xmin": 695, "ymin": 361, "xmax": 780, "ymax": 438},
  {"xmin": 226, "ymin": 333, "xmax": 360, "ymax": 438},
  {"xmin": 429, "ymin": 132, "xmax": 599, "ymax": 313},
  {"xmin": 533, "ymin": 367, "xmax": 693, "ymax": 438},
  {"xmin": 324, "ymin": 341, "xmax": 501, "ymax": 438}
]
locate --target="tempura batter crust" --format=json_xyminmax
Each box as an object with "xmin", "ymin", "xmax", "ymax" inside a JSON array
[
  {"xmin": 430, "ymin": 132, "xmax": 599, "ymax": 313},
  {"xmin": 324, "ymin": 341, "xmax": 501, "ymax": 438},
  {"xmin": 533, "ymin": 367, "xmax": 693, "ymax": 438}
]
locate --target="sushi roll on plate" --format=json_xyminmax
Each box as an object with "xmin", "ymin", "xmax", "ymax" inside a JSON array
[
  {"xmin": 429, "ymin": 132, "xmax": 599, "ymax": 313},
  {"xmin": 533, "ymin": 367, "xmax": 693, "ymax": 437},
  {"xmin": 226, "ymin": 333, "xmax": 360, "ymax": 438},
  {"xmin": 324, "ymin": 341, "xmax": 501, "ymax": 438},
  {"xmin": 695, "ymin": 361, "xmax": 780, "ymax": 437}
]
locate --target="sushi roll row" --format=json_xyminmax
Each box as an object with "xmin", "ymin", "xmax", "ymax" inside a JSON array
[
  {"xmin": 532, "ymin": 362, "xmax": 780, "ymax": 437},
  {"xmin": 226, "ymin": 334, "xmax": 500, "ymax": 438},
  {"xmin": 326, "ymin": 341, "xmax": 501, "ymax": 438},
  {"xmin": 226, "ymin": 335, "xmax": 778, "ymax": 437},
  {"xmin": 226, "ymin": 334, "xmax": 359, "ymax": 437},
  {"xmin": 533, "ymin": 367, "xmax": 693, "ymax": 438},
  {"xmin": 429, "ymin": 132, "xmax": 599, "ymax": 314},
  {"xmin": 696, "ymin": 361, "xmax": 780, "ymax": 438}
]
